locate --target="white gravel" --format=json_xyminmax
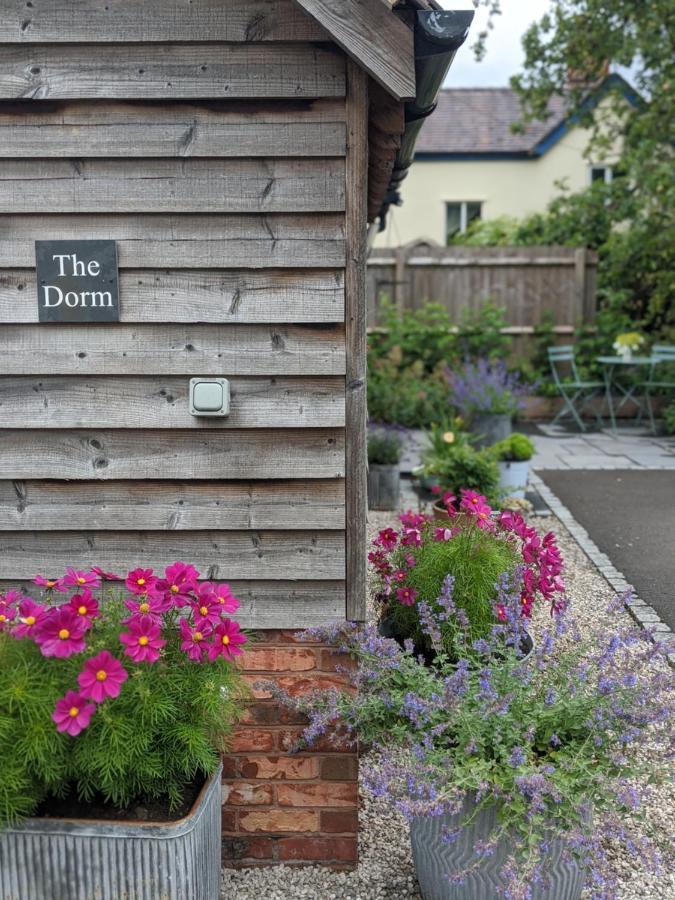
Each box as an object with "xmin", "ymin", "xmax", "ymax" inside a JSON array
[{"xmin": 221, "ymin": 505, "xmax": 675, "ymax": 900}]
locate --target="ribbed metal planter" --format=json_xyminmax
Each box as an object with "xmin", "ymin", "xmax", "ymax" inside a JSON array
[
  {"xmin": 0, "ymin": 762, "xmax": 222, "ymax": 900},
  {"xmin": 410, "ymin": 800, "xmax": 585, "ymax": 900}
]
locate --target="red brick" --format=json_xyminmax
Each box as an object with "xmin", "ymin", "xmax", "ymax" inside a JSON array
[
  {"xmin": 221, "ymin": 810, "xmax": 237, "ymax": 832},
  {"xmin": 277, "ymin": 782, "xmax": 358, "ymax": 808},
  {"xmin": 276, "ymin": 728, "xmax": 354, "ymax": 753},
  {"xmin": 275, "ymin": 630, "xmax": 322, "ymax": 644},
  {"xmin": 222, "ymin": 782, "xmax": 274, "ymax": 806},
  {"xmin": 222, "ymin": 836, "xmax": 275, "ymax": 862},
  {"xmin": 239, "ymin": 703, "xmax": 279, "ymax": 726},
  {"xmin": 320, "ymin": 648, "xmax": 357, "ymax": 672},
  {"xmin": 240, "ymin": 647, "xmax": 318, "ymax": 672},
  {"xmin": 239, "ymin": 809, "xmax": 319, "ymax": 834},
  {"xmin": 278, "ymin": 706, "xmax": 309, "ymax": 726},
  {"xmin": 220, "ymin": 756, "xmax": 238, "ymax": 779},
  {"xmin": 278, "ymin": 837, "xmax": 358, "ymax": 863},
  {"xmin": 320, "ymin": 810, "xmax": 359, "ymax": 834},
  {"xmin": 231, "ymin": 728, "xmax": 275, "ymax": 753},
  {"xmin": 239, "ymin": 756, "xmax": 319, "ymax": 781},
  {"xmin": 321, "ymin": 756, "xmax": 358, "ymax": 781}
]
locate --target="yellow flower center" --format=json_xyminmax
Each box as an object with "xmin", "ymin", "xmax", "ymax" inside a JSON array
[
  {"xmin": 137, "ymin": 578, "xmax": 146, "ymax": 586},
  {"xmin": 217, "ymin": 597, "xmax": 225, "ymax": 605},
  {"xmin": 139, "ymin": 602, "xmax": 150, "ymax": 614},
  {"xmin": 69, "ymin": 706, "xmax": 79, "ymax": 718},
  {"xmin": 170, "ymin": 585, "xmax": 179, "ymax": 594},
  {"xmin": 59, "ymin": 629, "xmax": 70, "ymax": 640},
  {"xmin": 199, "ymin": 606, "xmax": 208, "ymax": 616},
  {"xmin": 96, "ymin": 670, "xmax": 108, "ymax": 682},
  {"xmin": 77, "ymin": 577, "xmax": 86, "ymax": 584},
  {"xmin": 138, "ymin": 636, "xmax": 150, "ymax": 646},
  {"xmin": 24, "ymin": 616, "xmax": 36, "ymax": 626},
  {"xmin": 0, "ymin": 614, "xmax": 6, "ymax": 623},
  {"xmin": 194, "ymin": 631, "xmax": 204, "ymax": 642},
  {"xmin": 47, "ymin": 580, "xmax": 57, "ymax": 588},
  {"xmin": 221, "ymin": 634, "xmax": 230, "ymax": 646},
  {"xmin": 78, "ymin": 605, "xmax": 87, "ymax": 615}
]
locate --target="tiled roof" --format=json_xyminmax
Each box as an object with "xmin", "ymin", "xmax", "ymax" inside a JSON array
[{"xmin": 416, "ymin": 87, "xmax": 568, "ymax": 155}]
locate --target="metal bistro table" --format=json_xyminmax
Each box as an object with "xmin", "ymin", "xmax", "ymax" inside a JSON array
[{"xmin": 597, "ymin": 355, "xmax": 653, "ymax": 433}]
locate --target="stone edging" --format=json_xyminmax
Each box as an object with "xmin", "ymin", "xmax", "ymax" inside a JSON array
[{"xmin": 530, "ymin": 473, "xmax": 675, "ymax": 668}]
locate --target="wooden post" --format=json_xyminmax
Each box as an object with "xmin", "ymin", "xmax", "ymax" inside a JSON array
[{"xmin": 345, "ymin": 61, "xmax": 368, "ymax": 622}]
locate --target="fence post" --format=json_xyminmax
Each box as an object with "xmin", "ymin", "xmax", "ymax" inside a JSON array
[{"xmin": 574, "ymin": 247, "xmax": 592, "ymax": 322}]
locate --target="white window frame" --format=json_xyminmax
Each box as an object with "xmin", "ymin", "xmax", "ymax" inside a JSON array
[
  {"xmin": 588, "ymin": 165, "xmax": 614, "ymax": 185},
  {"xmin": 446, "ymin": 201, "xmax": 482, "ymax": 237}
]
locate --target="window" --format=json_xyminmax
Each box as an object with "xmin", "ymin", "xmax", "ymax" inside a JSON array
[
  {"xmin": 446, "ymin": 201, "xmax": 482, "ymax": 242},
  {"xmin": 589, "ymin": 165, "xmax": 613, "ymax": 185}
]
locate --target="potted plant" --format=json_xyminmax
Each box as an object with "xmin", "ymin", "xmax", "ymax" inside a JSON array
[
  {"xmin": 422, "ymin": 443, "xmax": 501, "ymax": 513},
  {"xmin": 612, "ymin": 331, "xmax": 645, "ymax": 362},
  {"xmin": 276, "ymin": 594, "xmax": 673, "ymax": 900},
  {"xmin": 446, "ymin": 359, "xmax": 530, "ymax": 448},
  {"xmin": 368, "ymin": 427, "xmax": 403, "ymax": 511},
  {"xmin": 492, "ymin": 432, "xmax": 535, "ymax": 499},
  {"xmin": 0, "ymin": 563, "xmax": 247, "ymax": 900},
  {"xmin": 368, "ymin": 495, "xmax": 566, "ymax": 659}
]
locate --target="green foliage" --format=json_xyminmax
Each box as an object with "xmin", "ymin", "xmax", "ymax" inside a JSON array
[
  {"xmin": 368, "ymin": 299, "xmax": 458, "ymax": 375},
  {"xmin": 491, "ymin": 433, "xmax": 535, "ymax": 463},
  {"xmin": 392, "ymin": 526, "xmax": 520, "ymax": 649},
  {"xmin": 456, "ymin": 303, "xmax": 512, "ymax": 362},
  {"xmin": 367, "ymin": 430, "xmax": 402, "ymax": 466},
  {"xmin": 368, "ymin": 358, "xmax": 452, "ymax": 430},
  {"xmin": 422, "ymin": 445, "xmax": 501, "ymax": 506},
  {"xmin": 663, "ymin": 400, "xmax": 675, "ymax": 436},
  {"xmin": 0, "ymin": 598, "xmax": 246, "ymax": 827}
]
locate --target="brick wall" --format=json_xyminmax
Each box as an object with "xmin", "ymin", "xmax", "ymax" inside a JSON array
[{"xmin": 222, "ymin": 630, "xmax": 358, "ymax": 868}]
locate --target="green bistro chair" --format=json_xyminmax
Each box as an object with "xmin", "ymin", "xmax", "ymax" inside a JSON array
[
  {"xmin": 643, "ymin": 344, "xmax": 675, "ymax": 434},
  {"xmin": 547, "ymin": 345, "xmax": 605, "ymax": 432}
]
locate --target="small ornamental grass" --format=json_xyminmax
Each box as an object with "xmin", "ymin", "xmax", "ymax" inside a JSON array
[
  {"xmin": 370, "ymin": 491, "xmax": 566, "ymax": 650},
  {"xmin": 272, "ymin": 589, "xmax": 674, "ymax": 900},
  {"xmin": 0, "ymin": 563, "xmax": 248, "ymax": 827}
]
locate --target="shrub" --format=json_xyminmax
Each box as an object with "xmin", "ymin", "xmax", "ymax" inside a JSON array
[
  {"xmin": 422, "ymin": 444, "xmax": 501, "ymax": 506},
  {"xmin": 0, "ymin": 564, "xmax": 247, "ymax": 827},
  {"xmin": 446, "ymin": 358, "xmax": 530, "ymax": 418},
  {"xmin": 368, "ymin": 428, "xmax": 402, "ymax": 465},
  {"xmin": 492, "ymin": 432, "xmax": 535, "ymax": 462},
  {"xmin": 664, "ymin": 400, "xmax": 675, "ymax": 435}
]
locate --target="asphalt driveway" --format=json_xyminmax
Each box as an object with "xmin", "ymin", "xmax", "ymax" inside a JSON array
[{"xmin": 539, "ymin": 470, "xmax": 675, "ymax": 630}]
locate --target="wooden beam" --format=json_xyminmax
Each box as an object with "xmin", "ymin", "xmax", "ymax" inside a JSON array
[{"xmin": 295, "ymin": 0, "xmax": 415, "ymax": 101}]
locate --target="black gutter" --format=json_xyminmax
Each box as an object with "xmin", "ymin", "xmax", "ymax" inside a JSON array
[{"xmin": 378, "ymin": 9, "xmax": 474, "ymax": 231}]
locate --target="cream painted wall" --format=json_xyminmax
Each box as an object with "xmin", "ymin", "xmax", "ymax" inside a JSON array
[{"xmin": 375, "ymin": 116, "xmax": 620, "ymax": 248}]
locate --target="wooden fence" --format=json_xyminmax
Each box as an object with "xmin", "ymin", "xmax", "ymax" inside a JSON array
[{"xmin": 367, "ymin": 243, "xmax": 598, "ymax": 337}]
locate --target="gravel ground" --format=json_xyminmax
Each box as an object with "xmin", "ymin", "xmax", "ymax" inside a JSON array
[{"xmin": 221, "ymin": 507, "xmax": 675, "ymax": 900}]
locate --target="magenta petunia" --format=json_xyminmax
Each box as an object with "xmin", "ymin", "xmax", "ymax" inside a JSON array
[
  {"xmin": 52, "ymin": 690, "xmax": 96, "ymax": 737},
  {"xmin": 62, "ymin": 568, "xmax": 101, "ymax": 590},
  {"xmin": 34, "ymin": 607, "xmax": 87, "ymax": 658},
  {"xmin": 68, "ymin": 590, "xmax": 100, "ymax": 628},
  {"xmin": 179, "ymin": 618, "xmax": 210, "ymax": 662},
  {"xmin": 12, "ymin": 598, "xmax": 47, "ymax": 639},
  {"xmin": 119, "ymin": 614, "xmax": 166, "ymax": 663},
  {"xmin": 202, "ymin": 582, "xmax": 240, "ymax": 615},
  {"xmin": 125, "ymin": 567, "xmax": 158, "ymax": 596},
  {"xmin": 78, "ymin": 651, "xmax": 128, "ymax": 703},
  {"xmin": 206, "ymin": 619, "xmax": 247, "ymax": 661},
  {"xmin": 154, "ymin": 562, "xmax": 199, "ymax": 606}
]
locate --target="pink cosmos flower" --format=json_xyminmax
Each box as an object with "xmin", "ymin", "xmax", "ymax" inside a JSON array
[
  {"xmin": 442, "ymin": 492, "xmax": 457, "ymax": 513},
  {"xmin": 434, "ymin": 527, "xmax": 454, "ymax": 542},
  {"xmin": 401, "ymin": 527, "xmax": 422, "ymax": 548},
  {"xmin": 126, "ymin": 568, "xmax": 158, "ymax": 596},
  {"xmin": 496, "ymin": 604, "xmax": 507, "ymax": 622},
  {"xmin": 206, "ymin": 583, "xmax": 240, "ymax": 615},
  {"xmin": 0, "ymin": 600, "xmax": 17, "ymax": 631},
  {"xmin": 179, "ymin": 618, "xmax": 211, "ymax": 661},
  {"xmin": 396, "ymin": 586, "xmax": 418, "ymax": 607},
  {"xmin": 400, "ymin": 511, "xmax": 426, "ymax": 529},
  {"xmin": 33, "ymin": 575, "xmax": 64, "ymax": 591},
  {"xmin": 119, "ymin": 614, "xmax": 166, "ymax": 663},
  {"xmin": 78, "ymin": 651, "xmax": 128, "ymax": 703},
  {"xmin": 12, "ymin": 598, "xmax": 47, "ymax": 639},
  {"xmin": 123, "ymin": 593, "xmax": 169, "ymax": 622},
  {"xmin": 375, "ymin": 528, "xmax": 398, "ymax": 551},
  {"xmin": 62, "ymin": 568, "xmax": 101, "ymax": 590},
  {"xmin": 392, "ymin": 568, "xmax": 408, "ymax": 582},
  {"xmin": 34, "ymin": 607, "xmax": 87, "ymax": 658},
  {"xmin": 68, "ymin": 590, "xmax": 100, "ymax": 628},
  {"xmin": 206, "ymin": 619, "xmax": 247, "ymax": 661},
  {"xmin": 190, "ymin": 589, "xmax": 222, "ymax": 630},
  {"xmin": 52, "ymin": 690, "xmax": 96, "ymax": 737},
  {"xmin": 92, "ymin": 566, "xmax": 124, "ymax": 582},
  {"xmin": 154, "ymin": 562, "xmax": 199, "ymax": 606}
]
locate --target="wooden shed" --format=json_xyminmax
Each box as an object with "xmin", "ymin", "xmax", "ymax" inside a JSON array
[{"xmin": 0, "ymin": 0, "xmax": 471, "ymax": 865}]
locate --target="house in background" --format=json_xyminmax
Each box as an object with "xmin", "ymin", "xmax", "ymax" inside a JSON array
[{"xmin": 374, "ymin": 74, "xmax": 636, "ymax": 247}]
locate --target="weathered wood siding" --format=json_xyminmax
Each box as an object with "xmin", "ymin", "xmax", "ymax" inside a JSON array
[{"xmin": 0, "ymin": 1, "xmax": 367, "ymax": 626}]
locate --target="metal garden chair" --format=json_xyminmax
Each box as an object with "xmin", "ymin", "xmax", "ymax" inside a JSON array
[
  {"xmin": 547, "ymin": 345, "xmax": 605, "ymax": 432},
  {"xmin": 643, "ymin": 344, "xmax": 675, "ymax": 434}
]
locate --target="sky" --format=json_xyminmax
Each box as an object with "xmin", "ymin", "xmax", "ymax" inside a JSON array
[{"xmin": 440, "ymin": 0, "xmax": 553, "ymax": 88}]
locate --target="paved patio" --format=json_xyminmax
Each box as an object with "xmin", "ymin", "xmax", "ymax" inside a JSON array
[{"xmin": 531, "ymin": 424, "xmax": 675, "ymax": 470}]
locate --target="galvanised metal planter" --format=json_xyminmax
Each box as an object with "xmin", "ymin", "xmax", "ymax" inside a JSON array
[
  {"xmin": 471, "ymin": 413, "xmax": 512, "ymax": 449},
  {"xmin": 0, "ymin": 762, "xmax": 222, "ymax": 900},
  {"xmin": 367, "ymin": 463, "xmax": 400, "ymax": 511},
  {"xmin": 410, "ymin": 799, "xmax": 585, "ymax": 900},
  {"xmin": 497, "ymin": 460, "xmax": 530, "ymax": 499}
]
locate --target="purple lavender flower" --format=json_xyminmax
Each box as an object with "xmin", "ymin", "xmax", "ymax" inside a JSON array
[{"xmin": 445, "ymin": 358, "xmax": 530, "ymax": 417}]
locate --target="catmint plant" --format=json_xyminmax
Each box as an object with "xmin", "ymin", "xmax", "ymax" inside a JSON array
[{"xmin": 447, "ymin": 358, "xmax": 531, "ymax": 417}]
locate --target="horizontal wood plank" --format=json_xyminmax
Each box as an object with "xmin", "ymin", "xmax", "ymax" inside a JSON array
[
  {"xmin": 0, "ymin": 269, "xmax": 345, "ymax": 324},
  {"xmin": 0, "ymin": 480, "xmax": 345, "ymax": 531},
  {"xmin": 0, "ymin": 430, "xmax": 345, "ymax": 480},
  {"xmin": 0, "ymin": 215, "xmax": 345, "ymax": 268},
  {"xmin": 0, "ymin": 531, "xmax": 345, "ymax": 580},
  {"xmin": 0, "ymin": 324, "xmax": 346, "ymax": 375},
  {"xmin": 0, "ymin": 579, "xmax": 345, "ymax": 629},
  {"xmin": 0, "ymin": 0, "xmax": 327, "ymax": 43},
  {"xmin": 0, "ymin": 376, "xmax": 345, "ymax": 428},
  {"xmin": 0, "ymin": 99, "xmax": 346, "ymax": 158},
  {"xmin": 0, "ymin": 44, "xmax": 345, "ymax": 100},
  {"xmin": 0, "ymin": 159, "xmax": 346, "ymax": 214}
]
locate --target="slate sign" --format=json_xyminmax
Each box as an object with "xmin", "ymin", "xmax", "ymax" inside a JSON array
[{"xmin": 35, "ymin": 240, "xmax": 119, "ymax": 323}]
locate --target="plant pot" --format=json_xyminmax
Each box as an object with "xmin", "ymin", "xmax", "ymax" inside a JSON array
[
  {"xmin": 470, "ymin": 413, "xmax": 512, "ymax": 449},
  {"xmin": 410, "ymin": 795, "xmax": 585, "ymax": 900},
  {"xmin": 0, "ymin": 762, "xmax": 223, "ymax": 900},
  {"xmin": 368, "ymin": 463, "xmax": 400, "ymax": 511},
  {"xmin": 497, "ymin": 460, "xmax": 530, "ymax": 499}
]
